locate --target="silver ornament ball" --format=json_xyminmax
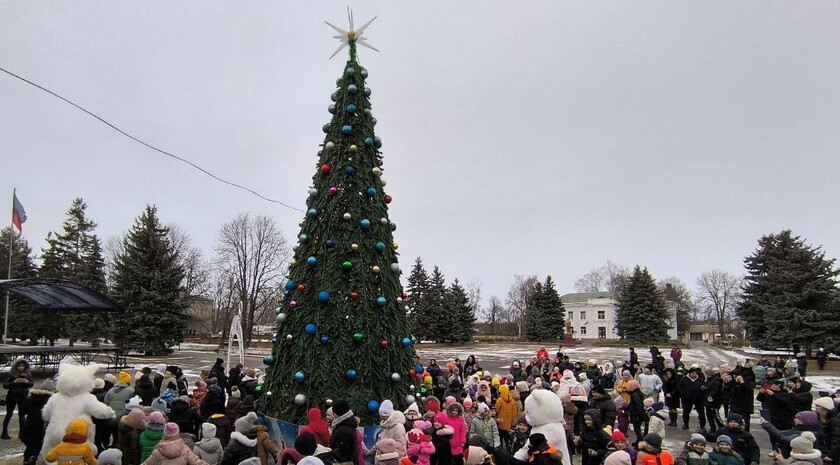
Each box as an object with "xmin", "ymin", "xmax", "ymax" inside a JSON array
[
  {"xmin": 391, "ymin": 373, "xmax": 401, "ymax": 382},
  {"xmin": 390, "ymin": 263, "xmax": 400, "ymax": 273},
  {"xmin": 380, "ymin": 217, "xmax": 388, "ymax": 225},
  {"xmin": 325, "ymin": 141, "xmax": 335, "ymax": 151},
  {"xmin": 343, "ymin": 213, "xmax": 352, "ymax": 221},
  {"xmin": 294, "ymin": 394, "xmax": 306, "ymax": 405},
  {"xmin": 325, "ymin": 398, "xmax": 334, "ymax": 406},
  {"xmin": 406, "ymin": 395, "xmax": 416, "ymax": 404},
  {"xmin": 276, "ymin": 313, "xmax": 287, "ymax": 323}
]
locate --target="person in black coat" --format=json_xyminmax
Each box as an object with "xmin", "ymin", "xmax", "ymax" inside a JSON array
[
  {"xmin": 662, "ymin": 368, "xmax": 680, "ymax": 427},
  {"xmin": 817, "ymin": 349, "xmax": 828, "ymax": 371},
  {"xmin": 679, "ymin": 368, "xmax": 707, "ymax": 432},
  {"xmin": 329, "ymin": 401, "xmax": 359, "ymax": 465},
  {"xmin": 575, "ymin": 409, "xmax": 611, "ymax": 465},
  {"xmin": 756, "ymin": 381, "xmax": 797, "ymax": 431},
  {"xmin": 135, "ymin": 374, "xmax": 157, "ymax": 406},
  {"xmin": 589, "ymin": 385, "xmax": 617, "ymax": 430},
  {"xmin": 796, "ymin": 354, "xmax": 808, "ymax": 380},
  {"xmin": 628, "ymin": 349, "xmax": 639, "ymax": 369},
  {"xmin": 704, "ymin": 413, "xmax": 760, "ymax": 465},
  {"xmin": 727, "ymin": 370, "xmax": 755, "ymax": 431},
  {"xmin": 201, "ymin": 386, "xmax": 227, "ymax": 420},
  {"xmin": 704, "ymin": 371, "xmax": 725, "ymax": 431},
  {"xmin": 19, "ymin": 380, "xmax": 52, "ymax": 465},
  {"xmin": 227, "ymin": 363, "xmax": 243, "ymax": 395},
  {"xmin": 789, "ymin": 377, "xmax": 814, "ymax": 413},
  {"xmin": 211, "ymin": 358, "xmax": 229, "ymax": 392},
  {"xmin": 2, "ymin": 359, "xmax": 33, "ymax": 439},
  {"xmin": 169, "ymin": 397, "xmax": 203, "ymax": 438}
]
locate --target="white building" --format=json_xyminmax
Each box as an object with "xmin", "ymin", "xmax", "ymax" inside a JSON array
[{"xmin": 560, "ymin": 292, "xmax": 678, "ymax": 341}]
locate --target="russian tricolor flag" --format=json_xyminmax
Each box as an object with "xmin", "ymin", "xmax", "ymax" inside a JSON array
[{"xmin": 12, "ymin": 192, "xmax": 26, "ymax": 232}]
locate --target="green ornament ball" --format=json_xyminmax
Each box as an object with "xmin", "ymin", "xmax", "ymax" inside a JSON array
[
  {"xmin": 353, "ymin": 332, "xmax": 364, "ymax": 342},
  {"xmin": 342, "ymin": 261, "xmax": 353, "ymax": 269}
]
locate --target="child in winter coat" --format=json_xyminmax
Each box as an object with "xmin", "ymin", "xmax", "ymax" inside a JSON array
[
  {"xmin": 225, "ymin": 388, "xmax": 242, "ymax": 424},
  {"xmin": 617, "ymin": 403, "xmax": 631, "ymax": 437},
  {"xmin": 637, "ymin": 434, "xmax": 674, "ymax": 465},
  {"xmin": 462, "ymin": 398, "xmax": 477, "ymax": 430},
  {"xmin": 20, "ymin": 379, "xmax": 53, "ymax": 465},
  {"xmin": 575, "ymin": 409, "xmax": 611, "ymax": 465},
  {"xmin": 376, "ymin": 439, "xmax": 402, "ymax": 465},
  {"xmin": 407, "ymin": 421, "xmax": 436, "ymax": 465},
  {"xmin": 99, "ymin": 449, "xmax": 123, "ymax": 465},
  {"xmin": 119, "ymin": 408, "xmax": 147, "ymax": 465},
  {"xmin": 221, "ymin": 412, "xmax": 258, "ymax": 465},
  {"xmin": 141, "ymin": 423, "xmax": 209, "ymax": 465},
  {"xmin": 606, "ymin": 432, "xmax": 638, "ymax": 465},
  {"xmin": 209, "ymin": 414, "xmax": 232, "ymax": 447},
  {"xmin": 644, "ymin": 400, "xmax": 667, "ymax": 439},
  {"xmin": 194, "ymin": 423, "xmax": 224, "ymax": 465},
  {"xmin": 141, "ymin": 411, "xmax": 167, "ymax": 462},
  {"xmin": 708, "ymin": 436, "xmax": 743, "ymax": 465},
  {"xmin": 45, "ymin": 420, "xmax": 98, "ymax": 465},
  {"xmin": 509, "ymin": 416, "xmax": 530, "ymax": 455},
  {"xmin": 676, "ymin": 434, "xmax": 710, "ymax": 465},
  {"xmin": 526, "ymin": 433, "xmax": 564, "ymax": 465},
  {"xmin": 430, "ymin": 418, "xmax": 454, "ymax": 465},
  {"xmin": 470, "ymin": 403, "xmax": 500, "ymax": 449},
  {"xmin": 254, "ymin": 417, "xmax": 278, "ymax": 465},
  {"xmin": 772, "ymin": 432, "xmax": 822, "ymax": 465}
]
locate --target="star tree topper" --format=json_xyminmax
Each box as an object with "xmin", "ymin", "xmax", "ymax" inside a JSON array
[{"xmin": 325, "ymin": 7, "xmax": 379, "ymax": 59}]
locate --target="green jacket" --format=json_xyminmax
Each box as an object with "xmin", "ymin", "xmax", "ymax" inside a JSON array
[
  {"xmin": 140, "ymin": 428, "xmax": 164, "ymax": 462},
  {"xmin": 709, "ymin": 450, "xmax": 744, "ymax": 465}
]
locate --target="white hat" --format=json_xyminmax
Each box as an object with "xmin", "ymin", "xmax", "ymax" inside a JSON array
[
  {"xmin": 476, "ymin": 402, "xmax": 490, "ymax": 414},
  {"xmin": 379, "ymin": 399, "xmax": 394, "ymax": 417},
  {"xmin": 816, "ymin": 397, "xmax": 836, "ymax": 411}
]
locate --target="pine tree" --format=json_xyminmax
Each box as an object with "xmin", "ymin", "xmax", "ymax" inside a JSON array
[
  {"xmin": 615, "ymin": 266, "xmax": 671, "ymax": 343},
  {"xmin": 40, "ymin": 198, "xmax": 110, "ymax": 343},
  {"xmin": 446, "ymin": 279, "xmax": 476, "ymax": 343},
  {"xmin": 111, "ymin": 206, "xmax": 188, "ymax": 355},
  {"xmin": 523, "ymin": 276, "xmax": 565, "ymax": 341},
  {"xmin": 738, "ymin": 230, "xmax": 840, "ymax": 350},
  {"xmin": 406, "ymin": 257, "xmax": 431, "ymax": 339},
  {"xmin": 259, "ymin": 37, "xmax": 415, "ymax": 425},
  {"xmin": 0, "ymin": 227, "xmax": 44, "ymax": 343},
  {"xmin": 427, "ymin": 266, "xmax": 454, "ymax": 342}
]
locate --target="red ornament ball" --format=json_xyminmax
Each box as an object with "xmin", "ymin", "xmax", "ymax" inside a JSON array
[
  {"xmin": 350, "ymin": 292, "xmax": 359, "ymax": 300},
  {"xmin": 321, "ymin": 164, "xmax": 331, "ymax": 174},
  {"xmin": 384, "ymin": 195, "xmax": 393, "ymax": 204},
  {"xmin": 380, "ymin": 340, "xmax": 389, "ymax": 348},
  {"xmin": 298, "ymin": 284, "xmax": 305, "ymax": 291},
  {"xmin": 401, "ymin": 292, "xmax": 408, "ymax": 299},
  {"xmin": 409, "ymin": 369, "xmax": 416, "ymax": 376}
]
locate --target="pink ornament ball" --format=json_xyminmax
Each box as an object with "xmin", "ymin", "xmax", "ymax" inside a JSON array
[
  {"xmin": 289, "ymin": 300, "xmax": 298, "ymax": 309},
  {"xmin": 329, "ymin": 186, "xmax": 338, "ymax": 195}
]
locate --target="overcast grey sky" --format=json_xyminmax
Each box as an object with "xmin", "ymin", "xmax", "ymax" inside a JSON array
[{"xmin": 2, "ymin": 1, "xmax": 839, "ymax": 305}]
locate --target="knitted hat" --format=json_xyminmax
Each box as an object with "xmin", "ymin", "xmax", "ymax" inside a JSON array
[
  {"xmin": 445, "ymin": 396, "xmax": 457, "ymax": 407},
  {"xmin": 98, "ymin": 449, "xmax": 123, "ymax": 465},
  {"xmin": 94, "ymin": 378, "xmax": 106, "ymax": 390},
  {"xmin": 235, "ymin": 412, "xmax": 258, "ymax": 434},
  {"xmin": 529, "ymin": 433, "xmax": 547, "ymax": 449},
  {"xmin": 164, "ymin": 422, "xmax": 179, "ymax": 439},
  {"xmin": 126, "ymin": 408, "xmax": 145, "ymax": 425},
  {"xmin": 151, "ymin": 398, "xmax": 169, "ymax": 413},
  {"xmin": 643, "ymin": 397, "xmax": 654, "ymax": 408},
  {"xmin": 622, "ymin": 370, "xmax": 631, "ymax": 377},
  {"xmin": 604, "ymin": 451, "xmax": 632, "ymax": 465},
  {"xmin": 690, "ymin": 434, "xmax": 707, "ymax": 446},
  {"xmin": 611, "ymin": 431, "xmax": 626, "ymax": 443},
  {"xmin": 791, "ymin": 431, "xmax": 817, "ymax": 454},
  {"xmin": 202, "ymin": 423, "xmax": 217, "ymax": 439},
  {"xmin": 295, "ymin": 431, "xmax": 318, "ymax": 456},
  {"xmin": 816, "ymin": 397, "xmax": 836, "ymax": 411},
  {"xmin": 231, "ymin": 386, "xmax": 241, "ymax": 398},
  {"xmin": 209, "ymin": 385, "xmax": 222, "ymax": 396},
  {"xmin": 476, "ymin": 403, "xmax": 490, "ymax": 414},
  {"xmin": 379, "ymin": 399, "xmax": 395, "ymax": 417},
  {"xmin": 796, "ymin": 411, "xmax": 819, "ymax": 426},
  {"xmin": 104, "ymin": 373, "xmax": 117, "ymax": 384},
  {"xmin": 405, "ymin": 402, "xmax": 419, "ymax": 414},
  {"xmin": 726, "ymin": 412, "xmax": 743, "ymax": 424},
  {"xmin": 254, "ymin": 416, "xmax": 265, "ymax": 426},
  {"xmin": 146, "ymin": 411, "xmax": 166, "ymax": 431},
  {"xmin": 414, "ymin": 420, "xmax": 431, "ymax": 431},
  {"xmin": 463, "ymin": 397, "xmax": 474, "ymax": 408},
  {"xmin": 377, "ymin": 438, "xmax": 399, "ymax": 455},
  {"xmin": 118, "ymin": 372, "xmax": 132, "ymax": 384},
  {"xmin": 491, "ymin": 378, "xmax": 500, "ymax": 386},
  {"xmin": 644, "ymin": 433, "xmax": 662, "ymax": 449},
  {"xmin": 716, "ymin": 435, "xmax": 733, "ymax": 447},
  {"xmin": 125, "ymin": 396, "xmax": 142, "ymax": 412}
]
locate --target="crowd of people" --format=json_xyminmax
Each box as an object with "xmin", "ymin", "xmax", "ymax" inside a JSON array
[{"xmin": 1, "ymin": 347, "xmax": 839, "ymax": 465}]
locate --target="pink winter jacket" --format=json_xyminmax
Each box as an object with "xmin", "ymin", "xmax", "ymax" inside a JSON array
[
  {"xmin": 407, "ymin": 442, "xmax": 435, "ymax": 465},
  {"xmin": 435, "ymin": 412, "xmax": 467, "ymax": 456}
]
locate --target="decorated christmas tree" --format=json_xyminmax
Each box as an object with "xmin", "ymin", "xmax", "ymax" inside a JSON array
[{"xmin": 259, "ymin": 15, "xmax": 417, "ymax": 425}]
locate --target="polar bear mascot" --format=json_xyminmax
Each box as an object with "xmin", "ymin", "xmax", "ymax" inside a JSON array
[
  {"xmin": 40, "ymin": 363, "xmax": 116, "ymax": 463},
  {"xmin": 513, "ymin": 389, "xmax": 571, "ymax": 465}
]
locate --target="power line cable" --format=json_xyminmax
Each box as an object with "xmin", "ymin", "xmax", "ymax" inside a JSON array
[{"xmin": 0, "ymin": 65, "xmax": 303, "ymax": 213}]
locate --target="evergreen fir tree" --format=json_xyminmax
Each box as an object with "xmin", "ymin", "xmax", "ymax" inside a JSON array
[
  {"xmin": 39, "ymin": 198, "xmax": 109, "ymax": 343},
  {"xmin": 523, "ymin": 276, "xmax": 565, "ymax": 341},
  {"xmin": 0, "ymin": 227, "xmax": 44, "ymax": 343},
  {"xmin": 111, "ymin": 206, "xmax": 188, "ymax": 355},
  {"xmin": 406, "ymin": 257, "xmax": 431, "ymax": 339},
  {"xmin": 427, "ymin": 266, "xmax": 453, "ymax": 342},
  {"xmin": 738, "ymin": 230, "xmax": 840, "ymax": 350},
  {"xmin": 446, "ymin": 279, "xmax": 476, "ymax": 343},
  {"xmin": 615, "ymin": 266, "xmax": 671, "ymax": 343},
  {"xmin": 259, "ymin": 32, "xmax": 416, "ymax": 425}
]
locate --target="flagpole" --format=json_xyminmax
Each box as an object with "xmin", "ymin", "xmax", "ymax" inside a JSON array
[{"xmin": 3, "ymin": 188, "xmax": 14, "ymax": 344}]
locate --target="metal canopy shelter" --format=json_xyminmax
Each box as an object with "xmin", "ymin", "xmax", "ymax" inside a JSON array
[{"xmin": 0, "ymin": 278, "xmax": 121, "ymax": 311}]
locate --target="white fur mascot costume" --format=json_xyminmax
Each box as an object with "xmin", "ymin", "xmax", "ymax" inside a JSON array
[
  {"xmin": 40, "ymin": 363, "xmax": 116, "ymax": 463},
  {"xmin": 513, "ymin": 389, "xmax": 571, "ymax": 465}
]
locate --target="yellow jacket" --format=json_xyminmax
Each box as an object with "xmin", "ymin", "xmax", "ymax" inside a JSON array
[
  {"xmin": 494, "ymin": 386, "xmax": 521, "ymax": 431},
  {"xmin": 615, "ymin": 379, "xmax": 632, "ymax": 403},
  {"xmin": 45, "ymin": 420, "xmax": 98, "ymax": 465}
]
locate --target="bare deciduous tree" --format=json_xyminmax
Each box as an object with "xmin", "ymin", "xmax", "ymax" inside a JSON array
[
  {"xmin": 574, "ymin": 261, "xmax": 631, "ymax": 294},
  {"xmin": 695, "ymin": 270, "xmax": 743, "ymax": 341},
  {"xmin": 659, "ymin": 277, "xmax": 694, "ymax": 336},
  {"xmin": 465, "ymin": 278, "xmax": 483, "ymax": 315},
  {"xmin": 103, "ymin": 234, "xmax": 125, "ymax": 289},
  {"xmin": 481, "ymin": 295, "xmax": 505, "ymax": 334},
  {"xmin": 506, "ymin": 274, "xmax": 538, "ymax": 338},
  {"xmin": 215, "ymin": 213, "xmax": 291, "ymax": 345},
  {"xmin": 169, "ymin": 224, "xmax": 211, "ymax": 297}
]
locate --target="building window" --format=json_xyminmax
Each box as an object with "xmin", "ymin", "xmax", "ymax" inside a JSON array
[
  {"xmin": 597, "ymin": 310, "xmax": 605, "ymax": 320},
  {"xmin": 598, "ymin": 327, "xmax": 606, "ymax": 339},
  {"xmin": 568, "ymin": 311, "xmax": 573, "ymax": 320},
  {"xmin": 580, "ymin": 326, "xmax": 587, "ymax": 335},
  {"xmin": 579, "ymin": 311, "xmax": 586, "ymax": 320}
]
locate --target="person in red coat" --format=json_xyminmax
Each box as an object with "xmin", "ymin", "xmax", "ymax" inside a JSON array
[{"xmin": 536, "ymin": 348, "xmax": 550, "ymax": 363}]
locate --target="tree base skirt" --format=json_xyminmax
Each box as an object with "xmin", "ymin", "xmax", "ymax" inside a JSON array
[{"xmin": 259, "ymin": 412, "xmax": 380, "ymax": 451}]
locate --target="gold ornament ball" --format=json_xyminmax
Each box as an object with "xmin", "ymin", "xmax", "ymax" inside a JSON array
[
  {"xmin": 290, "ymin": 259, "xmax": 297, "ymax": 267},
  {"xmin": 351, "ymin": 243, "xmax": 359, "ymax": 251},
  {"xmin": 393, "ymin": 242, "xmax": 399, "ymax": 250},
  {"xmin": 372, "ymin": 167, "xmax": 382, "ymax": 176},
  {"xmin": 404, "ymin": 305, "xmax": 410, "ymax": 312},
  {"xmin": 350, "ymin": 145, "xmax": 358, "ymax": 152},
  {"xmin": 299, "ymin": 220, "xmax": 304, "ymax": 226},
  {"xmin": 372, "ymin": 266, "xmax": 381, "ymax": 274}
]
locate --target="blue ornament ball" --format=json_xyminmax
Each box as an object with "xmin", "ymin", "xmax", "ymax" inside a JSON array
[
  {"xmin": 331, "ymin": 92, "xmax": 339, "ymax": 102},
  {"xmin": 361, "ymin": 69, "xmax": 368, "ymax": 78},
  {"xmin": 415, "ymin": 363, "xmax": 425, "ymax": 374},
  {"xmin": 306, "ymin": 256, "xmax": 317, "ymax": 266},
  {"xmin": 285, "ymin": 281, "xmax": 297, "ymax": 291},
  {"xmin": 366, "ymin": 188, "xmax": 377, "ymax": 196},
  {"xmin": 374, "ymin": 137, "xmax": 382, "ymax": 148},
  {"xmin": 321, "ymin": 335, "xmax": 329, "ymax": 345},
  {"xmin": 375, "ymin": 242, "xmax": 386, "ymax": 252},
  {"xmin": 341, "ymin": 125, "xmax": 352, "ymax": 135},
  {"xmin": 364, "ymin": 87, "xmax": 372, "ymax": 96},
  {"xmin": 322, "ymin": 124, "xmax": 330, "ymax": 134},
  {"xmin": 376, "ymin": 296, "xmax": 386, "ymax": 307},
  {"xmin": 360, "ymin": 219, "xmax": 371, "ymax": 229},
  {"xmin": 367, "ymin": 400, "xmax": 380, "ymax": 412},
  {"xmin": 328, "ymin": 104, "xmax": 336, "ymax": 114},
  {"xmin": 402, "ymin": 337, "xmax": 411, "ymax": 347},
  {"xmin": 305, "ymin": 324, "xmax": 317, "ymax": 335},
  {"xmin": 298, "ymin": 233, "xmax": 309, "ymax": 243},
  {"xmin": 363, "ymin": 109, "xmax": 372, "ymax": 117},
  {"xmin": 326, "ymin": 239, "xmax": 335, "ymax": 248},
  {"xmin": 346, "ymin": 67, "xmax": 356, "ymax": 76},
  {"xmin": 347, "ymin": 84, "xmax": 358, "ymax": 93},
  {"xmin": 346, "ymin": 369, "xmax": 358, "ymax": 381},
  {"xmin": 364, "ymin": 137, "xmax": 374, "ymax": 147},
  {"xmin": 318, "ymin": 291, "xmax": 330, "ymax": 302},
  {"xmin": 389, "ymin": 223, "xmax": 397, "ymax": 232},
  {"xmin": 294, "ymin": 371, "xmax": 305, "ymax": 382},
  {"xmin": 346, "ymin": 166, "xmax": 355, "ymax": 174},
  {"xmin": 307, "ymin": 208, "xmax": 318, "ymax": 217},
  {"xmin": 346, "ymin": 104, "xmax": 357, "ymax": 113},
  {"xmin": 263, "ymin": 354, "xmax": 275, "ymax": 365},
  {"xmin": 283, "ymin": 290, "xmax": 290, "ymax": 297}
]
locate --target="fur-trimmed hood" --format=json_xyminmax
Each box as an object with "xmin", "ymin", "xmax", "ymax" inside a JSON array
[{"xmin": 231, "ymin": 431, "xmax": 258, "ymax": 447}]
